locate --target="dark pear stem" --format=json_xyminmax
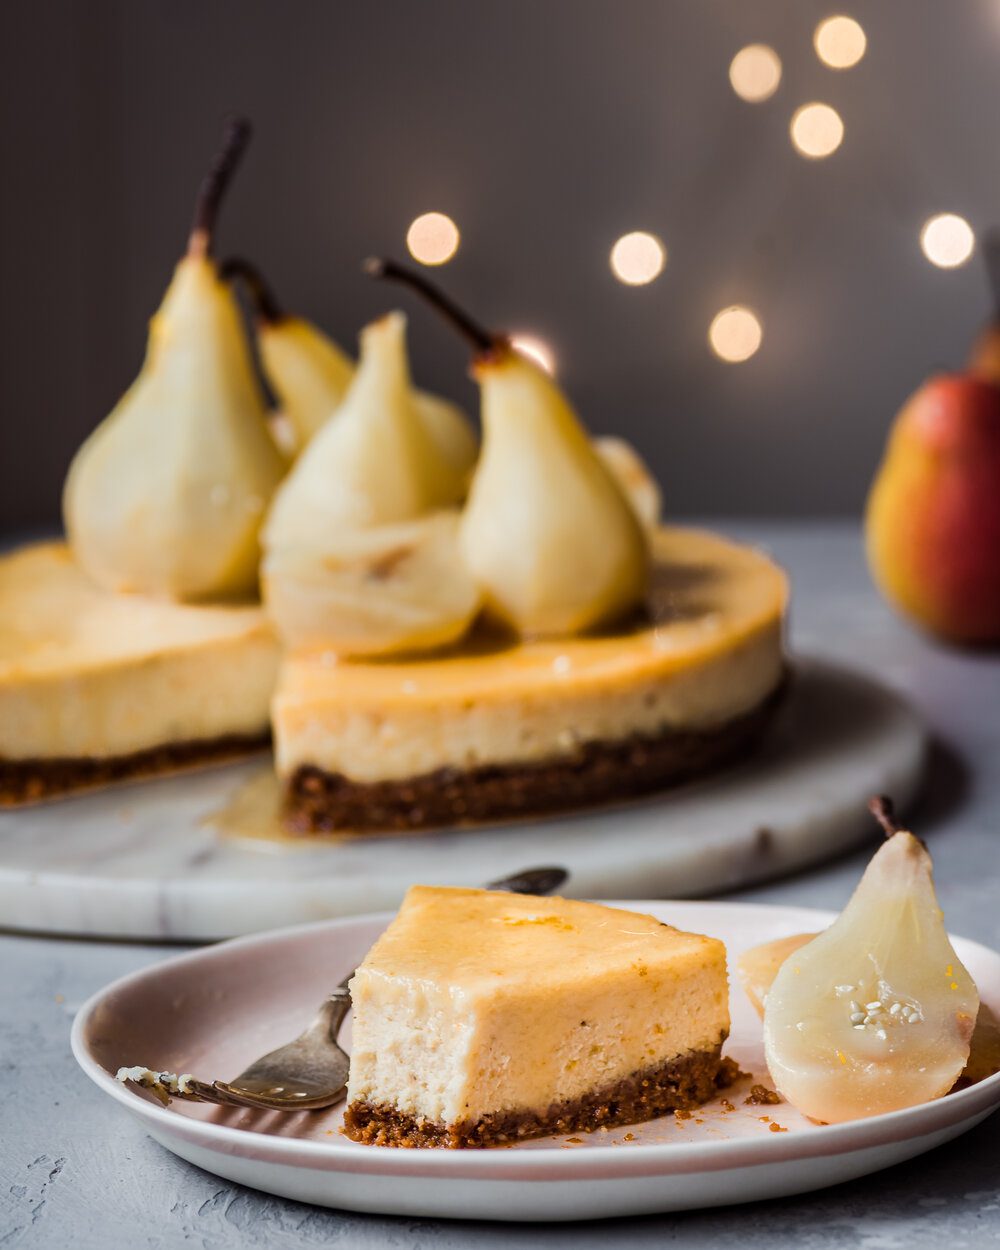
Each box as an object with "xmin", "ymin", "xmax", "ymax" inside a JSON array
[
  {"xmin": 869, "ymin": 794, "xmax": 902, "ymax": 839},
  {"xmin": 189, "ymin": 117, "xmax": 252, "ymax": 257},
  {"xmin": 985, "ymin": 230, "xmax": 1000, "ymax": 322},
  {"xmin": 363, "ymin": 257, "xmax": 497, "ymax": 355},
  {"xmin": 221, "ymin": 257, "xmax": 285, "ymax": 324}
]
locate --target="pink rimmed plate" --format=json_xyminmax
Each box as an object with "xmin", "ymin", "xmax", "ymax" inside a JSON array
[{"xmin": 71, "ymin": 901, "xmax": 1000, "ymax": 1222}]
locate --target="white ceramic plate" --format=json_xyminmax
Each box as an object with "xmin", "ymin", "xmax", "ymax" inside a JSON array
[{"xmin": 72, "ymin": 901, "xmax": 1000, "ymax": 1222}]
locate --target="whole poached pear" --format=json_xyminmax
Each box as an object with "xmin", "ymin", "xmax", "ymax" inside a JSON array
[
  {"xmin": 865, "ymin": 372, "xmax": 1000, "ymax": 644},
  {"xmin": 64, "ymin": 119, "xmax": 285, "ymax": 602},
  {"xmin": 364, "ymin": 258, "xmax": 651, "ymax": 638}
]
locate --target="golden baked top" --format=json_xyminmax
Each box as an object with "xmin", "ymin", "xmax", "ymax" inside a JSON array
[
  {"xmin": 0, "ymin": 543, "xmax": 274, "ymax": 681},
  {"xmin": 356, "ymin": 884, "xmax": 729, "ymax": 1000}
]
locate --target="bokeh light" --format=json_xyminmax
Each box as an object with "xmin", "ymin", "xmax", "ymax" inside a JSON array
[
  {"xmin": 729, "ymin": 44, "xmax": 782, "ymax": 102},
  {"xmin": 814, "ymin": 16, "xmax": 867, "ymax": 69},
  {"xmin": 709, "ymin": 307, "xmax": 763, "ymax": 363},
  {"xmin": 610, "ymin": 231, "xmax": 666, "ymax": 285},
  {"xmin": 790, "ymin": 102, "xmax": 844, "ymax": 158},
  {"xmin": 920, "ymin": 214, "xmax": 976, "ymax": 269},
  {"xmin": 510, "ymin": 334, "xmax": 556, "ymax": 375},
  {"xmin": 406, "ymin": 212, "xmax": 460, "ymax": 265}
]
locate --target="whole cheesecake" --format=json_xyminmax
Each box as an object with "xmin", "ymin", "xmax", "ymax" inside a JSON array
[
  {"xmin": 344, "ymin": 885, "xmax": 732, "ymax": 1147},
  {"xmin": 275, "ymin": 526, "xmax": 788, "ymax": 832},
  {"xmin": 0, "ymin": 543, "xmax": 279, "ymax": 804}
]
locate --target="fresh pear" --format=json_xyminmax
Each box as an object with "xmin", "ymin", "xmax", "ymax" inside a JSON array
[
  {"xmin": 967, "ymin": 230, "xmax": 1000, "ymax": 384},
  {"xmin": 763, "ymin": 797, "xmax": 979, "ymax": 1124},
  {"xmin": 63, "ymin": 119, "xmax": 285, "ymax": 602},
  {"xmin": 865, "ymin": 373, "xmax": 1000, "ymax": 643},
  {"xmin": 365, "ymin": 259, "xmax": 651, "ymax": 637},
  {"xmin": 264, "ymin": 311, "xmax": 467, "ymax": 550},
  {"xmin": 263, "ymin": 512, "xmax": 479, "ymax": 655},
  {"xmin": 223, "ymin": 258, "xmax": 477, "ymax": 473}
]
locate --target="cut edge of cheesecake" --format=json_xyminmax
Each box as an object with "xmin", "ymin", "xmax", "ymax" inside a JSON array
[
  {"xmin": 344, "ymin": 1044, "xmax": 739, "ymax": 1148},
  {"xmin": 285, "ymin": 677, "xmax": 787, "ymax": 834}
]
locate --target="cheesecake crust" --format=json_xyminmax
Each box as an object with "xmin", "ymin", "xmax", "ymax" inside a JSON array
[
  {"xmin": 0, "ymin": 732, "xmax": 270, "ymax": 807},
  {"xmin": 343, "ymin": 1039, "xmax": 734, "ymax": 1148},
  {"xmin": 285, "ymin": 678, "xmax": 786, "ymax": 834}
]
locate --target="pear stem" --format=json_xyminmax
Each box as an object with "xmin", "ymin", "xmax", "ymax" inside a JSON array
[
  {"xmin": 985, "ymin": 230, "xmax": 1000, "ymax": 321},
  {"xmin": 869, "ymin": 795, "xmax": 902, "ymax": 840},
  {"xmin": 220, "ymin": 257, "xmax": 285, "ymax": 323},
  {"xmin": 363, "ymin": 257, "xmax": 497, "ymax": 355},
  {"xmin": 188, "ymin": 117, "xmax": 252, "ymax": 258}
]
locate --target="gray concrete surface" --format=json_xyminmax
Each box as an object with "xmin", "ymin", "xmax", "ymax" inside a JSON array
[{"xmin": 2, "ymin": 521, "xmax": 999, "ymax": 1247}]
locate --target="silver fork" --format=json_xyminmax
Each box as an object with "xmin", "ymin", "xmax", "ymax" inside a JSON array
[{"xmin": 120, "ymin": 866, "xmax": 568, "ymax": 1112}]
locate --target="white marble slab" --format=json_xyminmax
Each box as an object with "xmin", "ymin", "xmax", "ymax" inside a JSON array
[{"xmin": 0, "ymin": 658, "xmax": 924, "ymax": 942}]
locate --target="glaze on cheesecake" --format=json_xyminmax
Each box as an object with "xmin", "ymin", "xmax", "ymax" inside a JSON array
[
  {"xmin": 274, "ymin": 526, "xmax": 788, "ymax": 832},
  {"xmin": 0, "ymin": 543, "xmax": 280, "ymax": 804},
  {"xmin": 343, "ymin": 886, "xmax": 732, "ymax": 1147}
]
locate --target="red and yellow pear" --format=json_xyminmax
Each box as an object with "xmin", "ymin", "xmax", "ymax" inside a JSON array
[
  {"xmin": 865, "ymin": 372, "xmax": 1000, "ymax": 644},
  {"xmin": 967, "ymin": 230, "xmax": 1000, "ymax": 385}
]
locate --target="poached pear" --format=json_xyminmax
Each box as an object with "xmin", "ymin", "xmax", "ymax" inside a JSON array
[
  {"xmin": 763, "ymin": 797, "xmax": 978, "ymax": 1123},
  {"xmin": 262, "ymin": 311, "xmax": 479, "ymax": 655},
  {"xmin": 223, "ymin": 257, "xmax": 477, "ymax": 472},
  {"xmin": 264, "ymin": 311, "xmax": 467, "ymax": 548},
  {"xmin": 365, "ymin": 259, "xmax": 651, "ymax": 637},
  {"xmin": 263, "ymin": 513, "xmax": 479, "ymax": 656},
  {"xmin": 593, "ymin": 436, "xmax": 662, "ymax": 531},
  {"xmin": 64, "ymin": 119, "xmax": 285, "ymax": 602}
]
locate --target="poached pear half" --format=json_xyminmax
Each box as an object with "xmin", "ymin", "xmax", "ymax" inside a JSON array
[{"xmin": 763, "ymin": 798, "xmax": 978, "ymax": 1123}]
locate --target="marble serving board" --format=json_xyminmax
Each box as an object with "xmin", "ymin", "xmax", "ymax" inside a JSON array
[{"xmin": 0, "ymin": 658, "xmax": 925, "ymax": 942}]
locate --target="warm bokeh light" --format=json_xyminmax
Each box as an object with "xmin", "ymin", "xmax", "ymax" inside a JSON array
[
  {"xmin": 814, "ymin": 15, "xmax": 867, "ymax": 69},
  {"xmin": 510, "ymin": 334, "xmax": 556, "ymax": 375},
  {"xmin": 920, "ymin": 214, "xmax": 976, "ymax": 269},
  {"xmin": 405, "ymin": 212, "xmax": 460, "ymax": 265},
  {"xmin": 708, "ymin": 307, "xmax": 763, "ymax": 363},
  {"xmin": 729, "ymin": 44, "xmax": 782, "ymax": 102},
  {"xmin": 610, "ymin": 231, "xmax": 666, "ymax": 285},
  {"xmin": 790, "ymin": 102, "xmax": 844, "ymax": 158}
]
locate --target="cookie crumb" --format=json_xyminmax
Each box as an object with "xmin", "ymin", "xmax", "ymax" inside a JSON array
[{"xmin": 744, "ymin": 1083, "xmax": 781, "ymax": 1106}]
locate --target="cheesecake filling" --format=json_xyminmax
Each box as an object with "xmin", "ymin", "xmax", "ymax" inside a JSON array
[{"xmin": 344, "ymin": 1041, "xmax": 730, "ymax": 1147}]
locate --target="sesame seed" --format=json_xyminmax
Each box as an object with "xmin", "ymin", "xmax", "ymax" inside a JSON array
[
  {"xmin": 850, "ymin": 1012, "xmax": 865, "ymax": 1024},
  {"xmin": 865, "ymin": 1001, "xmax": 882, "ymax": 1012},
  {"xmin": 835, "ymin": 985, "xmax": 855, "ymax": 994},
  {"xmin": 876, "ymin": 1028, "xmax": 888, "ymax": 1041},
  {"xmin": 849, "ymin": 1001, "xmax": 862, "ymax": 1014},
  {"xmin": 853, "ymin": 1024, "xmax": 866, "ymax": 1030},
  {"xmin": 889, "ymin": 1003, "xmax": 902, "ymax": 1015}
]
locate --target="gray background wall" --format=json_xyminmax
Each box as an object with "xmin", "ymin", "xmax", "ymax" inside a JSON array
[{"xmin": 3, "ymin": 0, "xmax": 1000, "ymax": 533}]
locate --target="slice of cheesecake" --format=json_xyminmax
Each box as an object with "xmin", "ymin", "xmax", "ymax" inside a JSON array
[
  {"xmin": 0, "ymin": 543, "xmax": 280, "ymax": 804},
  {"xmin": 343, "ymin": 886, "xmax": 731, "ymax": 1148}
]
